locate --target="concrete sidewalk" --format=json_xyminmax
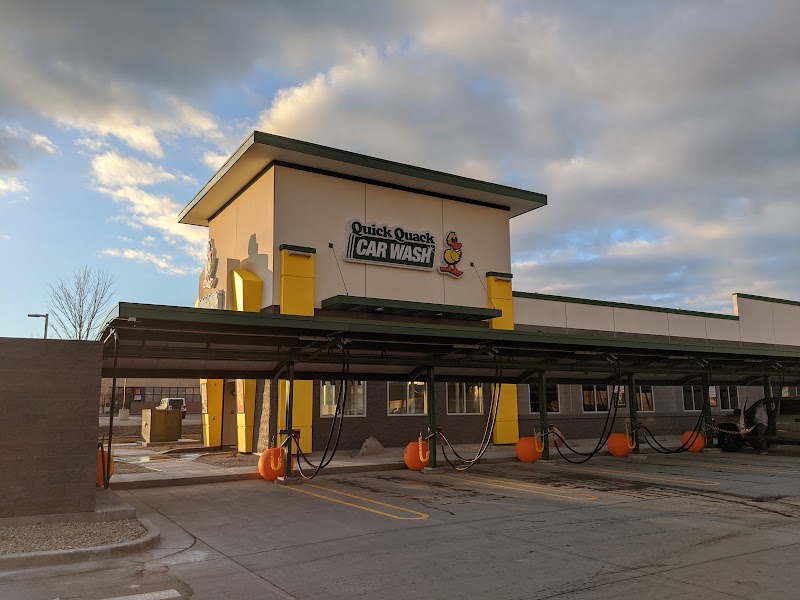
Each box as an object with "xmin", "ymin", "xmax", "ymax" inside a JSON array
[{"xmin": 108, "ymin": 435, "xmax": 711, "ymax": 490}]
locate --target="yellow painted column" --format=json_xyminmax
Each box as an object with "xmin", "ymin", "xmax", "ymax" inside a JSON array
[
  {"xmin": 486, "ymin": 272, "xmax": 519, "ymax": 444},
  {"xmin": 232, "ymin": 269, "xmax": 263, "ymax": 453},
  {"xmin": 201, "ymin": 378, "xmax": 223, "ymax": 447},
  {"xmin": 277, "ymin": 244, "xmax": 315, "ymax": 455}
]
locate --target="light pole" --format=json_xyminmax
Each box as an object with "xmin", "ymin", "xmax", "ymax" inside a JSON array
[{"xmin": 27, "ymin": 313, "xmax": 49, "ymax": 339}]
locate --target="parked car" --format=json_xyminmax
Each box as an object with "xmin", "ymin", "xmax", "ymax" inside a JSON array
[
  {"xmin": 157, "ymin": 397, "xmax": 186, "ymax": 419},
  {"xmin": 716, "ymin": 396, "xmax": 800, "ymax": 451}
]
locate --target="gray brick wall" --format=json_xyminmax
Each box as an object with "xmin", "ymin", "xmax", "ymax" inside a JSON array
[
  {"xmin": 0, "ymin": 339, "xmax": 101, "ymax": 518},
  {"xmin": 311, "ymin": 381, "xmax": 493, "ymax": 451}
]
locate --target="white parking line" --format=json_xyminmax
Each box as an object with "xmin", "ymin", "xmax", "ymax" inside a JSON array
[{"xmin": 101, "ymin": 590, "xmax": 182, "ymax": 600}]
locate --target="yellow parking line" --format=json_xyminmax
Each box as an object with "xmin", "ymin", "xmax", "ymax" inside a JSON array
[
  {"xmin": 438, "ymin": 474, "xmax": 598, "ymax": 501},
  {"xmin": 567, "ymin": 466, "xmax": 720, "ymax": 486},
  {"xmin": 283, "ymin": 484, "xmax": 429, "ymax": 520}
]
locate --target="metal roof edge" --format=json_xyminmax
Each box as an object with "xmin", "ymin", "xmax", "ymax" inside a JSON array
[
  {"xmin": 512, "ymin": 292, "xmax": 740, "ymax": 321},
  {"xmin": 178, "ymin": 132, "xmax": 256, "ymax": 224},
  {"xmin": 179, "ymin": 131, "xmax": 547, "ymax": 225},
  {"xmin": 101, "ymin": 303, "xmax": 800, "ymax": 359},
  {"xmin": 734, "ymin": 292, "xmax": 800, "ymax": 308}
]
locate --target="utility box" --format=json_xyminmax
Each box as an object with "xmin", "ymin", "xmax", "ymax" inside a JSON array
[{"xmin": 141, "ymin": 408, "xmax": 182, "ymax": 443}]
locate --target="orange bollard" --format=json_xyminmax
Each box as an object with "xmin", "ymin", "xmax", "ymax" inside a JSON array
[
  {"xmin": 607, "ymin": 433, "xmax": 634, "ymax": 457},
  {"xmin": 96, "ymin": 446, "xmax": 114, "ymax": 487},
  {"xmin": 515, "ymin": 437, "xmax": 543, "ymax": 463},
  {"xmin": 681, "ymin": 431, "xmax": 705, "ymax": 452},
  {"xmin": 259, "ymin": 447, "xmax": 291, "ymax": 481},
  {"xmin": 404, "ymin": 440, "xmax": 429, "ymax": 471}
]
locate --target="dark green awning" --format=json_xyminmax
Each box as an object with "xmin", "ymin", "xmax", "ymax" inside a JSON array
[{"xmin": 320, "ymin": 295, "xmax": 501, "ymax": 322}]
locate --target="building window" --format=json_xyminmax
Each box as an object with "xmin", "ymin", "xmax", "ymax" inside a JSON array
[
  {"xmin": 772, "ymin": 385, "xmax": 798, "ymax": 397},
  {"xmin": 582, "ymin": 384, "xmax": 610, "ymax": 412},
  {"xmin": 320, "ymin": 381, "xmax": 366, "ymax": 417},
  {"xmin": 529, "ymin": 383, "xmax": 560, "ymax": 414},
  {"xmin": 143, "ymin": 386, "xmax": 201, "ymax": 404},
  {"xmin": 683, "ymin": 385, "xmax": 714, "ymax": 411},
  {"xmin": 388, "ymin": 381, "xmax": 427, "ymax": 415},
  {"xmin": 634, "ymin": 385, "xmax": 655, "ymax": 412},
  {"xmin": 718, "ymin": 386, "xmax": 738, "ymax": 411},
  {"xmin": 446, "ymin": 383, "xmax": 483, "ymax": 414}
]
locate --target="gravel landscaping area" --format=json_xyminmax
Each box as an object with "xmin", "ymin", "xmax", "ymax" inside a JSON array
[
  {"xmin": 0, "ymin": 519, "xmax": 146, "ymax": 555},
  {"xmin": 194, "ymin": 452, "xmax": 259, "ymax": 468},
  {"xmin": 113, "ymin": 461, "xmax": 159, "ymax": 474}
]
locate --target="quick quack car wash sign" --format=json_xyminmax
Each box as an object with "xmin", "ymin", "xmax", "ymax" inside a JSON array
[{"xmin": 344, "ymin": 219, "xmax": 436, "ymax": 270}]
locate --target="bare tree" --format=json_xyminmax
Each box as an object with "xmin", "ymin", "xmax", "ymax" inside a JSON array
[{"xmin": 48, "ymin": 266, "xmax": 116, "ymax": 339}]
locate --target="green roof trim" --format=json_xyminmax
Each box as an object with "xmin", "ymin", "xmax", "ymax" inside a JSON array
[
  {"xmin": 252, "ymin": 132, "xmax": 546, "ymax": 206},
  {"xmin": 320, "ymin": 295, "xmax": 501, "ymax": 321},
  {"xmin": 486, "ymin": 271, "xmax": 513, "ymax": 279},
  {"xmin": 279, "ymin": 244, "xmax": 317, "ymax": 254},
  {"xmin": 735, "ymin": 293, "xmax": 800, "ymax": 308},
  {"xmin": 513, "ymin": 291, "xmax": 740, "ymax": 321},
  {"xmin": 179, "ymin": 131, "xmax": 547, "ymax": 226},
  {"xmin": 99, "ymin": 302, "xmax": 800, "ymax": 360}
]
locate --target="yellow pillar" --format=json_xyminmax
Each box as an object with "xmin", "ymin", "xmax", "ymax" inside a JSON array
[
  {"xmin": 486, "ymin": 272, "xmax": 519, "ymax": 444},
  {"xmin": 232, "ymin": 269, "xmax": 263, "ymax": 452},
  {"xmin": 201, "ymin": 378, "xmax": 223, "ymax": 447},
  {"xmin": 277, "ymin": 244, "xmax": 315, "ymax": 455}
]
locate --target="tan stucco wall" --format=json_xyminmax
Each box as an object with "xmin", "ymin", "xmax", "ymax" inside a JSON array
[
  {"xmin": 514, "ymin": 293, "xmax": 800, "ymax": 347},
  {"xmin": 273, "ymin": 166, "xmax": 367, "ymax": 304},
  {"xmin": 734, "ymin": 294, "xmax": 800, "ymax": 346},
  {"xmin": 513, "ymin": 296, "xmax": 744, "ymax": 342},
  {"xmin": 206, "ymin": 169, "xmax": 275, "ymax": 309},
  {"xmin": 273, "ymin": 165, "xmax": 511, "ymax": 309}
]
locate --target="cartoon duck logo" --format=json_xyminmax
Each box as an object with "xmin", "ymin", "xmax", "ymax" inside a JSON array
[{"xmin": 439, "ymin": 231, "xmax": 464, "ymax": 278}]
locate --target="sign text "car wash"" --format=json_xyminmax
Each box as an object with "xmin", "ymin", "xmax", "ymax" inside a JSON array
[{"xmin": 344, "ymin": 219, "xmax": 436, "ymax": 270}]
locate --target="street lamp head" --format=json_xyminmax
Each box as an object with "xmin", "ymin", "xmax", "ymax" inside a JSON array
[{"xmin": 27, "ymin": 313, "xmax": 49, "ymax": 339}]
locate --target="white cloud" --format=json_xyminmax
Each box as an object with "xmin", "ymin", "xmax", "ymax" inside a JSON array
[
  {"xmin": 3, "ymin": 1, "xmax": 800, "ymax": 312},
  {"xmin": 91, "ymin": 152, "xmax": 180, "ymax": 187},
  {"xmin": 202, "ymin": 151, "xmax": 229, "ymax": 171},
  {"xmin": 0, "ymin": 126, "xmax": 60, "ymax": 171},
  {"xmin": 94, "ymin": 184, "xmax": 207, "ymax": 259},
  {"xmin": 0, "ymin": 177, "xmax": 27, "ymax": 195},
  {"xmin": 75, "ymin": 137, "xmax": 110, "ymax": 152},
  {"xmin": 29, "ymin": 133, "xmax": 59, "ymax": 156},
  {"xmin": 102, "ymin": 248, "xmax": 197, "ymax": 276}
]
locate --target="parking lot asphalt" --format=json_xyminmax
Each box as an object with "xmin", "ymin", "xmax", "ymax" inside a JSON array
[{"xmin": 2, "ymin": 450, "xmax": 799, "ymax": 600}]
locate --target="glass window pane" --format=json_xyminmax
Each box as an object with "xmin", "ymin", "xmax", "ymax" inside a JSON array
[
  {"xmin": 596, "ymin": 388, "xmax": 609, "ymax": 411},
  {"xmin": 321, "ymin": 381, "xmax": 337, "ymax": 416},
  {"xmin": 409, "ymin": 381, "xmax": 427, "ymax": 415},
  {"xmin": 546, "ymin": 385, "xmax": 559, "ymax": 412},
  {"xmin": 447, "ymin": 382, "xmax": 461, "ymax": 414},
  {"xmin": 465, "ymin": 383, "xmax": 482, "ymax": 414},
  {"xmin": 345, "ymin": 381, "xmax": 366, "ymax": 416},
  {"xmin": 529, "ymin": 384, "xmax": 541, "ymax": 413},
  {"xmin": 611, "ymin": 385, "xmax": 626, "ymax": 408},
  {"xmin": 638, "ymin": 386, "xmax": 654, "ymax": 411},
  {"xmin": 388, "ymin": 382, "xmax": 406, "ymax": 414},
  {"xmin": 582, "ymin": 385, "xmax": 595, "ymax": 412}
]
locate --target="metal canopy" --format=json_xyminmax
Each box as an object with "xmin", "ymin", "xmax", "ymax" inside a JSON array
[
  {"xmin": 320, "ymin": 295, "xmax": 502, "ymax": 322},
  {"xmin": 98, "ymin": 303, "xmax": 800, "ymax": 387}
]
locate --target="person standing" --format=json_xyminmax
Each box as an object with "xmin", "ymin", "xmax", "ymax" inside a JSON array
[{"xmin": 754, "ymin": 402, "xmax": 769, "ymax": 455}]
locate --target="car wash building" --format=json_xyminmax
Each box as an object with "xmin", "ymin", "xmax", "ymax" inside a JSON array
[{"xmin": 100, "ymin": 132, "xmax": 800, "ymax": 460}]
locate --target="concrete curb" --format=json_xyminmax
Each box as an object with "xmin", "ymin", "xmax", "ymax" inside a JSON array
[
  {"xmin": 108, "ymin": 442, "xmax": 725, "ymax": 490},
  {"xmin": 110, "ymin": 455, "xmax": 524, "ymax": 489},
  {"xmin": 0, "ymin": 517, "xmax": 160, "ymax": 571}
]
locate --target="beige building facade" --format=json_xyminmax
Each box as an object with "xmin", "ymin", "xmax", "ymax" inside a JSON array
[{"xmin": 176, "ymin": 132, "xmax": 800, "ymax": 453}]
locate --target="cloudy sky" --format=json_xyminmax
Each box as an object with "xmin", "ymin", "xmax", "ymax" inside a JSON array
[{"xmin": 2, "ymin": 1, "xmax": 799, "ymax": 338}]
